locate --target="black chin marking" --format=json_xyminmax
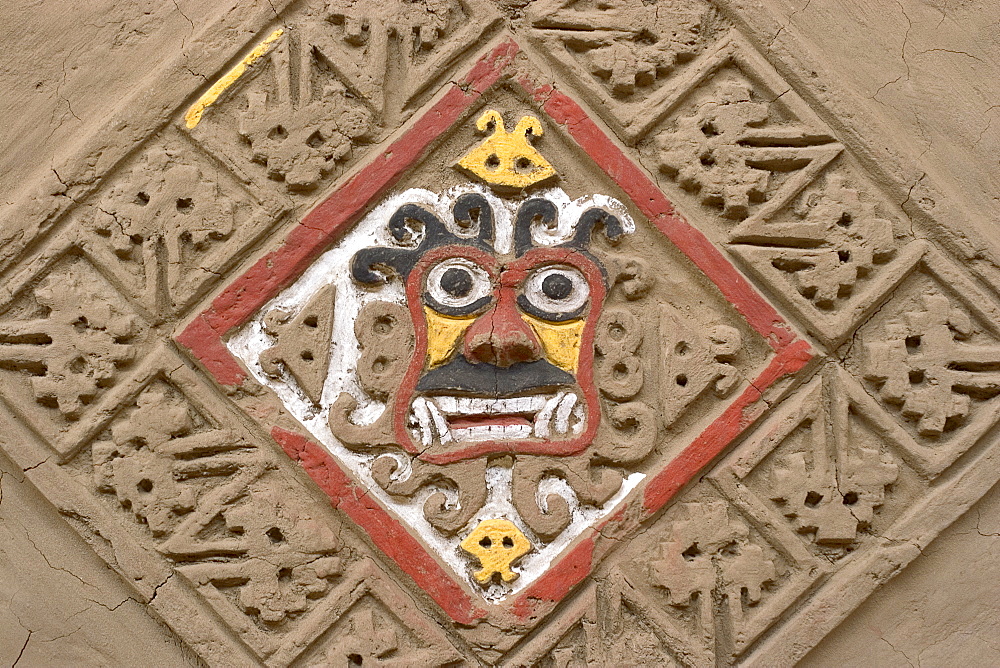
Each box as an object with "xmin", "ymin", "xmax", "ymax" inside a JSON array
[{"xmin": 415, "ymin": 355, "xmax": 575, "ymax": 396}]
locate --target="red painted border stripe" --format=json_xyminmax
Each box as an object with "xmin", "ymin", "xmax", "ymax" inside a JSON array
[
  {"xmin": 642, "ymin": 338, "xmax": 813, "ymax": 511},
  {"xmin": 510, "ymin": 531, "xmax": 596, "ymax": 621},
  {"xmin": 176, "ymin": 314, "xmax": 246, "ymax": 386},
  {"xmin": 540, "ymin": 89, "xmax": 797, "ymax": 351},
  {"xmin": 271, "ymin": 427, "xmax": 487, "ymax": 625}
]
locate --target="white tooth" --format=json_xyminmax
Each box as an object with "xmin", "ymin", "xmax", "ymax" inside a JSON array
[
  {"xmin": 411, "ymin": 399, "xmax": 433, "ymax": 446},
  {"xmin": 528, "ymin": 395, "xmax": 547, "ymax": 412},
  {"xmin": 426, "ymin": 400, "xmax": 453, "ymax": 443},
  {"xmin": 512, "ymin": 397, "xmax": 530, "ymax": 413},
  {"xmin": 555, "ymin": 393, "xmax": 578, "ymax": 435},
  {"xmin": 571, "ymin": 403, "xmax": 585, "ymax": 435},
  {"xmin": 455, "ymin": 426, "xmax": 486, "ymax": 441},
  {"xmin": 452, "ymin": 423, "xmax": 534, "ymax": 442},
  {"xmin": 506, "ymin": 424, "xmax": 532, "ymax": 439},
  {"xmin": 433, "ymin": 396, "xmax": 457, "ymax": 414},
  {"xmin": 533, "ymin": 392, "xmax": 564, "ymax": 438}
]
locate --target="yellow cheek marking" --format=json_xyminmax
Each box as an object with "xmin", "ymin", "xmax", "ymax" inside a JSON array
[
  {"xmin": 424, "ymin": 307, "xmax": 475, "ymax": 369},
  {"xmin": 523, "ymin": 314, "xmax": 585, "ymax": 374},
  {"xmin": 184, "ymin": 27, "xmax": 285, "ymax": 129}
]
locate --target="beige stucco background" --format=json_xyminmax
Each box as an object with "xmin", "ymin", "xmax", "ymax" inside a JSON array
[{"xmin": 0, "ymin": 1, "xmax": 997, "ymax": 665}]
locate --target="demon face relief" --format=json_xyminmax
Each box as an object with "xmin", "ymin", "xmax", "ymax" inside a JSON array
[
  {"xmin": 349, "ymin": 191, "xmax": 622, "ymax": 463},
  {"xmin": 224, "ymin": 106, "xmax": 776, "ymax": 605},
  {"xmin": 230, "ymin": 181, "xmax": 646, "ymax": 598}
]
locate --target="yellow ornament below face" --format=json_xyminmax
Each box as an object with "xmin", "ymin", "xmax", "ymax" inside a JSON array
[{"xmin": 460, "ymin": 518, "xmax": 533, "ymax": 585}]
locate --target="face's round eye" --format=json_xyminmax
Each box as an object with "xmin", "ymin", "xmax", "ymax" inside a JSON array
[
  {"xmin": 440, "ymin": 267, "xmax": 473, "ymax": 298},
  {"xmin": 425, "ymin": 258, "xmax": 492, "ymax": 313},
  {"xmin": 522, "ymin": 265, "xmax": 590, "ymax": 320}
]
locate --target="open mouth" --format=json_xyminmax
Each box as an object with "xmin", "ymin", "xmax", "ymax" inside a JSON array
[{"xmin": 407, "ymin": 391, "xmax": 586, "ymax": 445}]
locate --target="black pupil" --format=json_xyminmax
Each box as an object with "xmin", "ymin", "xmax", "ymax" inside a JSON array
[
  {"xmin": 542, "ymin": 273, "xmax": 573, "ymax": 300},
  {"xmin": 441, "ymin": 267, "xmax": 473, "ymax": 298}
]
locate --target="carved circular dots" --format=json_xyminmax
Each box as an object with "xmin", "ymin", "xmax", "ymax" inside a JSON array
[
  {"xmin": 521, "ymin": 265, "xmax": 589, "ymax": 321},
  {"xmin": 424, "ymin": 258, "xmax": 493, "ymax": 314}
]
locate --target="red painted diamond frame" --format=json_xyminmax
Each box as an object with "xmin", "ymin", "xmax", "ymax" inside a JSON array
[{"xmin": 177, "ymin": 39, "xmax": 816, "ymax": 626}]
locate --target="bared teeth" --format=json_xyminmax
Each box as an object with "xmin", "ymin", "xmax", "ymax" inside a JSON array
[
  {"xmin": 571, "ymin": 403, "xmax": 585, "ymax": 435},
  {"xmin": 425, "ymin": 400, "xmax": 453, "ymax": 444},
  {"xmin": 430, "ymin": 395, "xmax": 548, "ymax": 415},
  {"xmin": 532, "ymin": 391, "xmax": 566, "ymax": 439},
  {"xmin": 451, "ymin": 424, "xmax": 533, "ymax": 442},
  {"xmin": 411, "ymin": 398, "xmax": 434, "ymax": 446},
  {"xmin": 554, "ymin": 393, "xmax": 578, "ymax": 435},
  {"xmin": 409, "ymin": 392, "xmax": 586, "ymax": 445}
]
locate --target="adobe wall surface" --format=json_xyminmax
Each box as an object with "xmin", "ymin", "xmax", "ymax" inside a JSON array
[{"xmin": 0, "ymin": 1, "xmax": 997, "ymax": 666}]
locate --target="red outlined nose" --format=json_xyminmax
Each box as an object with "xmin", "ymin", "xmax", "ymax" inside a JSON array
[{"xmin": 463, "ymin": 286, "xmax": 542, "ymax": 367}]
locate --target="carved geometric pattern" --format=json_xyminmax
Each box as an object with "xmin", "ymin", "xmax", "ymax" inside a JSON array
[
  {"xmin": 638, "ymin": 491, "xmax": 820, "ymax": 664},
  {"xmin": 316, "ymin": 0, "xmax": 501, "ymax": 115},
  {"xmin": 526, "ymin": 0, "xmax": 729, "ymax": 142},
  {"xmin": 728, "ymin": 175, "xmax": 919, "ymax": 347},
  {"xmin": 502, "ymin": 578, "xmax": 700, "ymax": 667},
  {"xmin": 280, "ymin": 562, "xmax": 462, "ymax": 667},
  {"xmin": 0, "ymin": 248, "xmax": 150, "ymax": 456},
  {"xmin": 78, "ymin": 130, "xmax": 287, "ymax": 315},
  {"xmin": 184, "ymin": 0, "xmax": 501, "ymax": 199},
  {"xmin": 711, "ymin": 365, "xmax": 921, "ymax": 559},
  {"xmin": 844, "ymin": 246, "xmax": 1000, "ymax": 476},
  {"xmin": 501, "ymin": 479, "xmax": 822, "ymax": 666},
  {"xmin": 180, "ymin": 40, "xmax": 815, "ymax": 633},
  {"xmin": 641, "ymin": 32, "xmax": 842, "ymax": 229},
  {"xmin": 184, "ymin": 28, "xmax": 377, "ymax": 196}
]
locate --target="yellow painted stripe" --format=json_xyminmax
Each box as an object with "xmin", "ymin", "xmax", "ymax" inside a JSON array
[{"xmin": 183, "ymin": 27, "xmax": 285, "ymax": 129}]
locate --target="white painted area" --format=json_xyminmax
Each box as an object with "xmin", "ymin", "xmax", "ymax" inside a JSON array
[
  {"xmin": 526, "ymin": 187, "xmax": 636, "ymax": 247},
  {"xmin": 227, "ymin": 184, "xmax": 643, "ymax": 601}
]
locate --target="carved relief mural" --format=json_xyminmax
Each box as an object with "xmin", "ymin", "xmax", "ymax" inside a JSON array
[{"xmin": 2, "ymin": 1, "xmax": 999, "ymax": 666}]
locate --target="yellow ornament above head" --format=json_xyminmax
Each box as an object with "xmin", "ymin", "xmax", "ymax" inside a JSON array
[{"xmin": 456, "ymin": 110, "xmax": 557, "ymax": 190}]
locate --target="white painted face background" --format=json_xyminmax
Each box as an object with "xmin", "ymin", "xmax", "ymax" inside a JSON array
[{"xmin": 227, "ymin": 184, "xmax": 643, "ymax": 601}]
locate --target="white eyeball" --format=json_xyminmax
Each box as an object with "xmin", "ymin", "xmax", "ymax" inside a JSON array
[
  {"xmin": 425, "ymin": 258, "xmax": 493, "ymax": 311},
  {"xmin": 522, "ymin": 265, "xmax": 590, "ymax": 318}
]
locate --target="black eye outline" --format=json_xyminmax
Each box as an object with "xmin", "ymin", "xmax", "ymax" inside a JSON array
[
  {"xmin": 518, "ymin": 265, "xmax": 590, "ymax": 322},
  {"xmin": 423, "ymin": 258, "xmax": 493, "ymax": 317}
]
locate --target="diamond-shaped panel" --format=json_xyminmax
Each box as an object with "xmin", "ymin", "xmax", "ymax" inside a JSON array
[{"xmin": 177, "ymin": 39, "xmax": 816, "ymax": 629}]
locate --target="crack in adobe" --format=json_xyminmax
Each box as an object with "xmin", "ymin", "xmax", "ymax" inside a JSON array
[
  {"xmin": 12, "ymin": 630, "xmax": 31, "ymax": 668},
  {"xmin": 767, "ymin": 0, "xmax": 812, "ymax": 51}
]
